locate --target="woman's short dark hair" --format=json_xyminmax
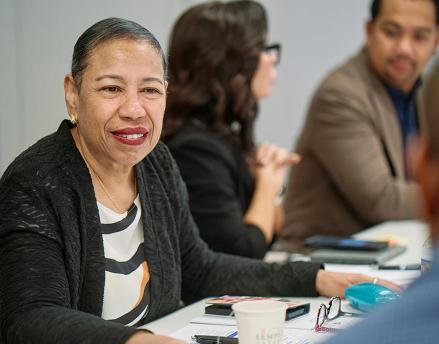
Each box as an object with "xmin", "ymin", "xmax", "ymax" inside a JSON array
[
  {"xmin": 370, "ymin": 0, "xmax": 439, "ymax": 26},
  {"xmin": 163, "ymin": 0, "xmax": 268, "ymax": 154},
  {"xmin": 71, "ymin": 17, "xmax": 167, "ymax": 89}
]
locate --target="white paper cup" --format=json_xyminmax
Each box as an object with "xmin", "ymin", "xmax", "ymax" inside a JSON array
[{"xmin": 232, "ymin": 300, "xmax": 287, "ymax": 344}]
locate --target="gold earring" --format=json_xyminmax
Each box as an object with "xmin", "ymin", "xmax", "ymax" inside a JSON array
[{"xmin": 69, "ymin": 114, "xmax": 78, "ymax": 125}]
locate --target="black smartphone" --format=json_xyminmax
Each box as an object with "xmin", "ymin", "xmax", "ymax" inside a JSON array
[{"xmin": 304, "ymin": 235, "xmax": 388, "ymax": 251}]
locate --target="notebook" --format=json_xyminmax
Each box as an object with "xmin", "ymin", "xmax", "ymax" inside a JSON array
[
  {"xmin": 204, "ymin": 296, "xmax": 310, "ymax": 321},
  {"xmin": 309, "ymin": 245, "xmax": 406, "ymax": 265}
]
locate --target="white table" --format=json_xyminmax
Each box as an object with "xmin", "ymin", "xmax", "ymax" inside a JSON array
[
  {"xmin": 264, "ymin": 220, "xmax": 428, "ymax": 265},
  {"xmin": 145, "ymin": 296, "xmax": 329, "ymax": 336},
  {"xmin": 354, "ymin": 220, "xmax": 428, "ymax": 265},
  {"xmin": 143, "ymin": 220, "xmax": 428, "ymax": 337}
]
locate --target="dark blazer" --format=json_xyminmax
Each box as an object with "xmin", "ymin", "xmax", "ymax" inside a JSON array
[
  {"xmin": 165, "ymin": 123, "xmax": 268, "ymax": 259},
  {"xmin": 325, "ymin": 248, "xmax": 439, "ymax": 344},
  {"xmin": 0, "ymin": 120, "xmax": 321, "ymax": 344},
  {"xmin": 280, "ymin": 49, "xmax": 422, "ymax": 250}
]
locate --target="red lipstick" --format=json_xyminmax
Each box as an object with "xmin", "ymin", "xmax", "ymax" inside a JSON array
[{"xmin": 111, "ymin": 127, "xmax": 148, "ymax": 146}]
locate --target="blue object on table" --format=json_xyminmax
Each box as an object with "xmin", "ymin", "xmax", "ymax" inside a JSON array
[{"xmin": 345, "ymin": 282, "xmax": 400, "ymax": 312}]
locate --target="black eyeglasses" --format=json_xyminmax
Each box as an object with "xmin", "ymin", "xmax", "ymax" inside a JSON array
[
  {"xmin": 265, "ymin": 43, "xmax": 281, "ymax": 65},
  {"xmin": 315, "ymin": 296, "xmax": 364, "ymax": 333}
]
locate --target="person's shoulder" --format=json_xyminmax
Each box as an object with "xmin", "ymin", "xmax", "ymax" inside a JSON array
[
  {"xmin": 1, "ymin": 121, "xmax": 74, "ymax": 186},
  {"xmin": 317, "ymin": 49, "xmax": 370, "ymax": 96},
  {"xmin": 166, "ymin": 123, "xmax": 222, "ymax": 148},
  {"xmin": 165, "ymin": 123, "xmax": 234, "ymax": 158}
]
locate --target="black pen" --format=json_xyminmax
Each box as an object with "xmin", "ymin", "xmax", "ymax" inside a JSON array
[
  {"xmin": 193, "ymin": 335, "xmax": 238, "ymax": 344},
  {"xmin": 377, "ymin": 263, "xmax": 420, "ymax": 270}
]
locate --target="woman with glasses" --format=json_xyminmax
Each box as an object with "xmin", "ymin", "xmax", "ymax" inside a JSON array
[{"xmin": 163, "ymin": 0, "xmax": 293, "ymax": 259}]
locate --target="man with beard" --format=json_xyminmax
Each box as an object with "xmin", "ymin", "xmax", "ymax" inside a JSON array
[
  {"xmin": 325, "ymin": 44, "xmax": 439, "ymax": 344},
  {"xmin": 280, "ymin": 0, "xmax": 439, "ymax": 250}
]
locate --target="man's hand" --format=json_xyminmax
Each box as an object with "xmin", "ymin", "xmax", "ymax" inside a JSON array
[{"xmin": 315, "ymin": 270, "xmax": 402, "ymax": 297}]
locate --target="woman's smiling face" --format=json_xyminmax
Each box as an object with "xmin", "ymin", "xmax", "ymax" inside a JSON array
[{"xmin": 65, "ymin": 38, "xmax": 167, "ymax": 169}]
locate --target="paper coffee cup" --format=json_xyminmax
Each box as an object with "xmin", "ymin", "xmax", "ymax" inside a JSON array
[{"xmin": 232, "ymin": 300, "xmax": 287, "ymax": 344}]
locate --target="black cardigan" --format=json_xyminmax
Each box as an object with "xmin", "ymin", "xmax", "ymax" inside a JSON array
[
  {"xmin": 165, "ymin": 124, "xmax": 269, "ymax": 258},
  {"xmin": 0, "ymin": 120, "xmax": 321, "ymax": 344}
]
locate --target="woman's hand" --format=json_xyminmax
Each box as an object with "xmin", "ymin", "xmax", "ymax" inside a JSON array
[
  {"xmin": 254, "ymin": 143, "xmax": 300, "ymax": 197},
  {"xmin": 126, "ymin": 331, "xmax": 186, "ymax": 344},
  {"xmin": 315, "ymin": 270, "xmax": 402, "ymax": 298},
  {"xmin": 244, "ymin": 143, "xmax": 300, "ymax": 242},
  {"xmin": 255, "ymin": 143, "xmax": 300, "ymax": 167}
]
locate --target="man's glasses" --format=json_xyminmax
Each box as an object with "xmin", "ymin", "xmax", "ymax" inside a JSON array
[
  {"xmin": 315, "ymin": 296, "xmax": 364, "ymax": 333},
  {"xmin": 265, "ymin": 43, "xmax": 281, "ymax": 65}
]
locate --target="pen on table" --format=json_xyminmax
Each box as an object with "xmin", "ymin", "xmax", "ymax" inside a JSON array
[
  {"xmin": 377, "ymin": 264, "xmax": 421, "ymax": 270},
  {"xmin": 193, "ymin": 335, "xmax": 238, "ymax": 344}
]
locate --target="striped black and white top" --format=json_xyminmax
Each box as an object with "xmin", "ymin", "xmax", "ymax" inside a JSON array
[{"xmin": 97, "ymin": 195, "xmax": 150, "ymax": 326}]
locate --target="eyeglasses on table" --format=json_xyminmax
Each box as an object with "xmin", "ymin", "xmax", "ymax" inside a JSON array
[{"xmin": 315, "ymin": 296, "xmax": 364, "ymax": 333}]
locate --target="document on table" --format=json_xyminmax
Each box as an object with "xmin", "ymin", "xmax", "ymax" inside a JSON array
[
  {"xmin": 324, "ymin": 264, "xmax": 420, "ymax": 287},
  {"xmin": 170, "ymin": 323, "xmax": 332, "ymax": 344},
  {"xmin": 190, "ymin": 309, "xmax": 361, "ymax": 331}
]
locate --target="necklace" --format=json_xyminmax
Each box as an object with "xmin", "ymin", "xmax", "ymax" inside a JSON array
[{"xmin": 75, "ymin": 129, "xmax": 136, "ymax": 213}]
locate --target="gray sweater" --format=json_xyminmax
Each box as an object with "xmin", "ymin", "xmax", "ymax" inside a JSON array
[{"xmin": 0, "ymin": 120, "xmax": 321, "ymax": 344}]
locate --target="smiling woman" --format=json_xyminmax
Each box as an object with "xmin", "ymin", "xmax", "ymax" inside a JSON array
[
  {"xmin": 0, "ymin": 17, "xmax": 186, "ymax": 344},
  {"xmin": 0, "ymin": 16, "xmax": 400, "ymax": 344},
  {"xmin": 65, "ymin": 36, "xmax": 167, "ymax": 212}
]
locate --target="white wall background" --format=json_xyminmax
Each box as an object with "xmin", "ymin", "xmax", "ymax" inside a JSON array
[{"xmin": 0, "ymin": 0, "xmax": 370, "ymax": 174}]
